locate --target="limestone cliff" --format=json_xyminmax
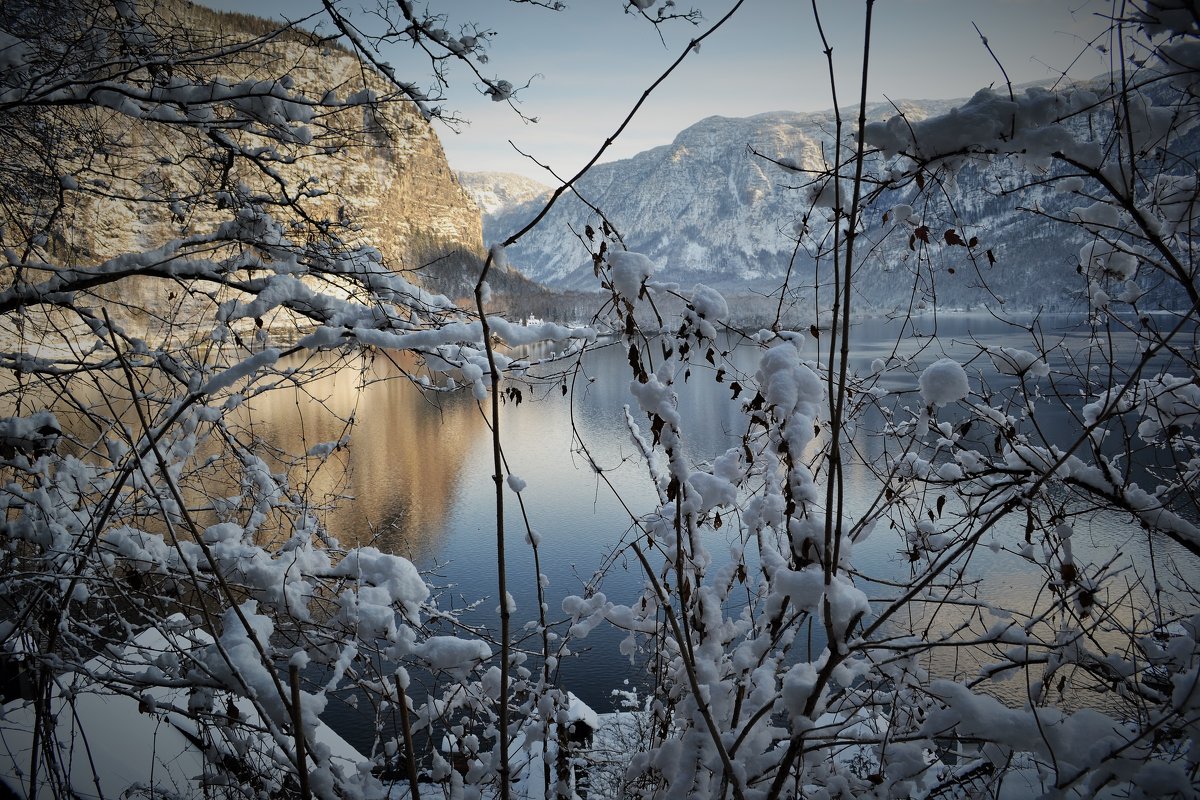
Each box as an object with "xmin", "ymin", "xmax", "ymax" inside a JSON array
[
  {"xmin": 5, "ymin": 0, "xmax": 487, "ymax": 341},
  {"xmin": 193, "ymin": 0, "xmax": 484, "ymax": 270}
]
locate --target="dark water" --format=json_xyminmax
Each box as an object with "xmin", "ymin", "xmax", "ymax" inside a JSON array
[{"xmin": 249, "ymin": 312, "xmax": 1199, "ymax": 754}]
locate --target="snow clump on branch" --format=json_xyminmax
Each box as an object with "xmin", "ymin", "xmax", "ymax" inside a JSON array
[
  {"xmin": 608, "ymin": 250, "xmax": 656, "ymax": 303},
  {"xmin": 919, "ymin": 358, "xmax": 970, "ymax": 407},
  {"xmin": 863, "ymin": 86, "xmax": 1103, "ymax": 171},
  {"xmin": 986, "ymin": 346, "xmax": 1050, "ymax": 378}
]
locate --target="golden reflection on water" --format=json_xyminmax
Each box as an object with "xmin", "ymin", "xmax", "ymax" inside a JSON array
[
  {"xmin": 0, "ymin": 347, "xmax": 483, "ymax": 565},
  {"xmin": 243, "ymin": 351, "xmax": 483, "ymax": 562}
]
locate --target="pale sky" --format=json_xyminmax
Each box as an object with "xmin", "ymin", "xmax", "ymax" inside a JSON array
[{"xmin": 195, "ymin": 1, "xmax": 1113, "ymax": 181}]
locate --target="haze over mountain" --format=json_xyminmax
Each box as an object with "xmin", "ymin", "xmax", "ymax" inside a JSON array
[{"xmin": 456, "ymin": 172, "xmax": 552, "ymax": 217}]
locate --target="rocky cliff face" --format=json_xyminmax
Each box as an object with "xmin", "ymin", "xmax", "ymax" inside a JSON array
[
  {"xmin": 26, "ymin": 0, "xmax": 485, "ymax": 326},
  {"xmin": 180, "ymin": 1, "xmax": 486, "ymax": 268}
]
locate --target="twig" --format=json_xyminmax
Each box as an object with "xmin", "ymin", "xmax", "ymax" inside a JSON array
[{"xmin": 289, "ymin": 664, "xmax": 312, "ymax": 800}]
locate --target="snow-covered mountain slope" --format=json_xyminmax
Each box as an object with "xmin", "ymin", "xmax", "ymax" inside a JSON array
[
  {"xmin": 478, "ymin": 106, "xmax": 959, "ymax": 293},
  {"xmin": 457, "ymin": 171, "xmax": 551, "ymax": 216},
  {"xmin": 476, "ymin": 100, "xmax": 1190, "ymax": 310}
]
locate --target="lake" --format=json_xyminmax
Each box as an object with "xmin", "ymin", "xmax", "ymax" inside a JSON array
[{"xmin": 245, "ymin": 311, "xmax": 1200, "ymax": 755}]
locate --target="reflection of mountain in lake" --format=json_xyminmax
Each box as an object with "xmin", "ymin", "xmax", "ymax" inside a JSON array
[
  {"xmin": 245, "ymin": 353, "xmax": 482, "ymax": 563},
  {"xmin": 237, "ymin": 314, "xmax": 1200, "ymax": 760}
]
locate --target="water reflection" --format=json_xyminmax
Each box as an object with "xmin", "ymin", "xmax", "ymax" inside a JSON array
[
  {"xmin": 13, "ymin": 309, "xmax": 1197, "ymax": 763},
  {"xmin": 245, "ymin": 353, "xmax": 480, "ymax": 563},
  {"xmin": 238, "ymin": 313, "xmax": 1199, "ymax": 744}
]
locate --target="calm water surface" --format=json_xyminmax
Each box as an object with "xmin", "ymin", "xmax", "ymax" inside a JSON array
[{"xmin": 248, "ymin": 313, "xmax": 1199, "ymax": 752}]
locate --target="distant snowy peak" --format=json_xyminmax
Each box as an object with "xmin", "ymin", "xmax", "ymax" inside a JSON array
[
  {"xmin": 476, "ymin": 97, "xmax": 1140, "ymax": 308},
  {"xmin": 478, "ymin": 108, "xmax": 904, "ymax": 290},
  {"xmin": 457, "ymin": 171, "xmax": 552, "ymax": 216}
]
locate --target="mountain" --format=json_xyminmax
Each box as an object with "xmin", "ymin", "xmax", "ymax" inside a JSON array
[
  {"xmin": 475, "ymin": 106, "xmax": 958, "ymax": 294},
  {"xmin": 11, "ymin": 0, "xmax": 501, "ymax": 338},
  {"xmin": 474, "ymin": 100, "xmax": 1188, "ymax": 311},
  {"xmin": 457, "ymin": 172, "xmax": 552, "ymax": 217}
]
